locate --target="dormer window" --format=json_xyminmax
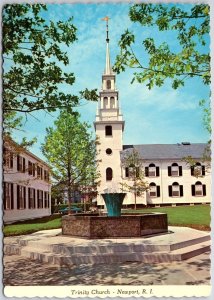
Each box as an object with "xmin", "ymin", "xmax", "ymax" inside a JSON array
[{"xmin": 107, "ymin": 80, "xmax": 111, "ymax": 89}]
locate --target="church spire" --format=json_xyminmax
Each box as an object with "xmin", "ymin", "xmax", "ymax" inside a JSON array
[{"xmin": 102, "ymin": 16, "xmax": 112, "ymax": 75}]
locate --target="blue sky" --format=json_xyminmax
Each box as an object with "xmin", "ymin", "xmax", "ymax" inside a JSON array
[{"xmin": 11, "ymin": 2, "xmax": 210, "ymax": 160}]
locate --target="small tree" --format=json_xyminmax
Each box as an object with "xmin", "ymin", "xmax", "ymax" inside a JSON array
[
  {"xmin": 42, "ymin": 110, "xmax": 100, "ymax": 214},
  {"xmin": 121, "ymin": 149, "xmax": 149, "ymax": 210}
]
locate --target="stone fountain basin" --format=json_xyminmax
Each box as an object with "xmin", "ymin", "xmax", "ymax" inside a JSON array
[{"xmin": 62, "ymin": 213, "xmax": 168, "ymax": 239}]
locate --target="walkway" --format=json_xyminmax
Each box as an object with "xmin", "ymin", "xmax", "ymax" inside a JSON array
[
  {"xmin": 3, "ymin": 252, "xmax": 210, "ymax": 285},
  {"xmin": 3, "ymin": 227, "xmax": 211, "ymax": 286}
]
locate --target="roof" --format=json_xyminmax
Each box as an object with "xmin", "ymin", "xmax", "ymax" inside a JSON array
[
  {"xmin": 4, "ymin": 135, "xmax": 50, "ymax": 168},
  {"xmin": 122, "ymin": 143, "xmax": 209, "ymax": 160}
]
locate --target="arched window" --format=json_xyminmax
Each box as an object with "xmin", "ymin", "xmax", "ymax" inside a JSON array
[
  {"xmin": 171, "ymin": 163, "xmax": 179, "ymax": 176},
  {"xmin": 145, "ymin": 163, "xmax": 159, "ymax": 177},
  {"xmin": 192, "ymin": 181, "xmax": 206, "ymax": 196},
  {"xmin": 149, "ymin": 182, "xmax": 160, "ymax": 198},
  {"xmin": 103, "ymin": 97, "xmax": 108, "ymax": 109},
  {"xmin": 149, "ymin": 163, "xmax": 156, "ymax": 177},
  {"xmin": 168, "ymin": 163, "xmax": 182, "ymax": 177},
  {"xmin": 191, "ymin": 162, "xmax": 205, "ymax": 177},
  {"xmin": 106, "ymin": 168, "xmax": 113, "ymax": 181},
  {"xmin": 107, "ymin": 80, "xmax": 111, "ymax": 89},
  {"xmin": 110, "ymin": 97, "xmax": 115, "ymax": 108},
  {"xmin": 105, "ymin": 125, "xmax": 112, "ymax": 136},
  {"xmin": 169, "ymin": 182, "xmax": 183, "ymax": 197},
  {"xmin": 125, "ymin": 165, "xmax": 140, "ymax": 178}
]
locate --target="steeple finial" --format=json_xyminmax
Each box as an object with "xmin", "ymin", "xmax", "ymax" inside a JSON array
[
  {"xmin": 102, "ymin": 16, "xmax": 112, "ymax": 75},
  {"xmin": 102, "ymin": 16, "xmax": 110, "ymax": 42}
]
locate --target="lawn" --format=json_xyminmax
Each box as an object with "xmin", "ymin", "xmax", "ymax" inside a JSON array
[
  {"xmin": 124, "ymin": 204, "xmax": 211, "ymax": 231},
  {"xmin": 3, "ymin": 205, "xmax": 210, "ymax": 236},
  {"xmin": 3, "ymin": 214, "xmax": 61, "ymax": 237}
]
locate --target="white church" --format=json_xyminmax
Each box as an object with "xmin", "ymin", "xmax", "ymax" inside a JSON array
[{"xmin": 95, "ymin": 19, "xmax": 211, "ymax": 208}]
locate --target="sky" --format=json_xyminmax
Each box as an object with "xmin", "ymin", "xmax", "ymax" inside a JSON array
[{"xmin": 10, "ymin": 2, "xmax": 210, "ymax": 160}]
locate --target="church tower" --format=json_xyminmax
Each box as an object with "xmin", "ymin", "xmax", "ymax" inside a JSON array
[{"xmin": 94, "ymin": 17, "xmax": 125, "ymax": 205}]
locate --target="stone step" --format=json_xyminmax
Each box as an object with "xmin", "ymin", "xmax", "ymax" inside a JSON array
[
  {"xmin": 169, "ymin": 234, "xmax": 210, "ymax": 251},
  {"xmin": 4, "ymin": 244, "xmax": 21, "ymax": 256},
  {"xmin": 18, "ymin": 240, "xmax": 210, "ymax": 265},
  {"xmin": 20, "ymin": 247, "xmax": 65, "ymax": 265},
  {"xmin": 171, "ymin": 241, "xmax": 211, "ymax": 260},
  {"xmin": 24, "ymin": 233, "xmax": 210, "ymax": 255}
]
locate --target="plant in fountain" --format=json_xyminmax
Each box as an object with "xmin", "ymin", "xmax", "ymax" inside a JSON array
[{"xmin": 121, "ymin": 149, "xmax": 149, "ymax": 210}]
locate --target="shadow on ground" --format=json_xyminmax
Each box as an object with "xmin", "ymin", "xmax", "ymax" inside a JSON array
[{"xmin": 3, "ymin": 252, "xmax": 211, "ymax": 286}]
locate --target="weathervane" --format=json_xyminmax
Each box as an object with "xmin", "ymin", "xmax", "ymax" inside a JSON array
[{"xmin": 102, "ymin": 16, "xmax": 110, "ymax": 42}]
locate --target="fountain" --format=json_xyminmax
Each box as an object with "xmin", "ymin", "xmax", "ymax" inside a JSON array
[
  {"xmin": 101, "ymin": 193, "xmax": 126, "ymax": 216},
  {"xmin": 62, "ymin": 190, "xmax": 168, "ymax": 238}
]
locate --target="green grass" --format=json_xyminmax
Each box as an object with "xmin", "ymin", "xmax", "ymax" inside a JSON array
[
  {"xmin": 3, "ymin": 214, "xmax": 61, "ymax": 237},
  {"xmin": 124, "ymin": 205, "xmax": 211, "ymax": 230},
  {"xmin": 3, "ymin": 205, "xmax": 211, "ymax": 236}
]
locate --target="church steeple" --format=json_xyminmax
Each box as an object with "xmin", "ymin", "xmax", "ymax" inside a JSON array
[
  {"xmin": 94, "ymin": 16, "xmax": 124, "ymax": 127},
  {"xmin": 94, "ymin": 17, "xmax": 125, "ymax": 203}
]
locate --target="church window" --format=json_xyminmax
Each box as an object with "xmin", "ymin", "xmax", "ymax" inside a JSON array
[
  {"xmin": 3, "ymin": 182, "xmax": 14, "ymax": 210},
  {"xmin": 169, "ymin": 182, "xmax": 183, "ymax": 197},
  {"xmin": 145, "ymin": 164, "xmax": 159, "ymax": 177},
  {"xmin": 105, "ymin": 125, "xmax": 112, "ymax": 136},
  {"xmin": 110, "ymin": 97, "xmax": 115, "ymax": 108},
  {"xmin": 125, "ymin": 165, "xmax": 139, "ymax": 178},
  {"xmin": 192, "ymin": 181, "xmax": 206, "ymax": 196},
  {"xmin": 125, "ymin": 167, "xmax": 129, "ymax": 177},
  {"xmin": 106, "ymin": 168, "xmax": 113, "ymax": 181},
  {"xmin": 106, "ymin": 148, "xmax": 112, "ymax": 155},
  {"xmin": 104, "ymin": 97, "xmax": 108, "ymax": 109},
  {"xmin": 191, "ymin": 162, "xmax": 205, "ymax": 177},
  {"xmin": 107, "ymin": 80, "xmax": 111, "ymax": 89},
  {"xmin": 168, "ymin": 163, "xmax": 182, "ymax": 177},
  {"xmin": 149, "ymin": 182, "xmax": 160, "ymax": 198}
]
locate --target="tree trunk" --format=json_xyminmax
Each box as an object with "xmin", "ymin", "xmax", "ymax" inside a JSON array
[
  {"xmin": 134, "ymin": 192, "xmax": 137, "ymax": 210},
  {"xmin": 67, "ymin": 184, "xmax": 72, "ymax": 215},
  {"xmin": 67, "ymin": 166, "xmax": 72, "ymax": 215}
]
